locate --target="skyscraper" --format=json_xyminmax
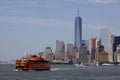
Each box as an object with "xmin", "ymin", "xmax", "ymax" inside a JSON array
[
  {"xmin": 55, "ymin": 40, "xmax": 65, "ymax": 61},
  {"xmin": 55, "ymin": 40, "xmax": 65, "ymax": 53},
  {"xmin": 66, "ymin": 43, "xmax": 74, "ymax": 61},
  {"xmin": 101, "ymin": 28, "xmax": 110, "ymax": 52},
  {"xmin": 91, "ymin": 37, "xmax": 97, "ymax": 62},
  {"xmin": 110, "ymin": 35, "xmax": 120, "ymax": 61},
  {"xmin": 113, "ymin": 36, "xmax": 120, "ymax": 53},
  {"xmin": 80, "ymin": 45, "xmax": 89, "ymax": 64},
  {"xmin": 43, "ymin": 47, "xmax": 53, "ymax": 62},
  {"xmin": 82, "ymin": 40, "xmax": 89, "ymax": 51},
  {"xmin": 74, "ymin": 10, "xmax": 82, "ymax": 51}
]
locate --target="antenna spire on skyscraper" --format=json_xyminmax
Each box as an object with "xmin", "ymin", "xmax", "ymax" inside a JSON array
[{"xmin": 77, "ymin": 6, "xmax": 79, "ymax": 16}]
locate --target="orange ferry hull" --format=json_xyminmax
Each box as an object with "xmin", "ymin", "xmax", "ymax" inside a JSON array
[
  {"xmin": 15, "ymin": 61, "xmax": 50, "ymax": 71},
  {"xmin": 28, "ymin": 61, "xmax": 50, "ymax": 70},
  {"xmin": 15, "ymin": 55, "xmax": 51, "ymax": 71}
]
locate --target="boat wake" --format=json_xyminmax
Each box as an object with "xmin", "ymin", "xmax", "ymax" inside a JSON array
[
  {"xmin": 50, "ymin": 67, "xmax": 74, "ymax": 71},
  {"xmin": 50, "ymin": 68, "xmax": 61, "ymax": 71},
  {"xmin": 13, "ymin": 69, "xmax": 23, "ymax": 72}
]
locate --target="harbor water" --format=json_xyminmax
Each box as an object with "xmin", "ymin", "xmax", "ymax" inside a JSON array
[{"xmin": 0, "ymin": 64, "xmax": 120, "ymax": 80}]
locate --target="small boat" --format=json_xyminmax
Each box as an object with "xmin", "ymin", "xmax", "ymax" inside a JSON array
[
  {"xmin": 102, "ymin": 63, "xmax": 114, "ymax": 66},
  {"xmin": 75, "ymin": 62, "xmax": 86, "ymax": 67},
  {"xmin": 15, "ymin": 55, "xmax": 51, "ymax": 71}
]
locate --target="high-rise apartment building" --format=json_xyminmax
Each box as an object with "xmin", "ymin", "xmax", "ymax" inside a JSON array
[
  {"xmin": 55, "ymin": 40, "xmax": 65, "ymax": 61},
  {"xmin": 80, "ymin": 45, "xmax": 89, "ymax": 64},
  {"xmin": 74, "ymin": 10, "xmax": 82, "ymax": 51},
  {"xmin": 91, "ymin": 38, "xmax": 97, "ymax": 62},
  {"xmin": 66, "ymin": 43, "xmax": 74, "ymax": 61},
  {"xmin": 82, "ymin": 40, "xmax": 89, "ymax": 51},
  {"xmin": 114, "ymin": 44, "xmax": 120, "ymax": 62},
  {"xmin": 113, "ymin": 36, "xmax": 120, "ymax": 53},
  {"xmin": 43, "ymin": 47, "xmax": 53, "ymax": 62},
  {"xmin": 110, "ymin": 35, "xmax": 120, "ymax": 61},
  {"xmin": 55, "ymin": 40, "xmax": 65, "ymax": 53}
]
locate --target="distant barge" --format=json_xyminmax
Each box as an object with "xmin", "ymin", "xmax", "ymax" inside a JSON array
[{"xmin": 15, "ymin": 55, "xmax": 51, "ymax": 71}]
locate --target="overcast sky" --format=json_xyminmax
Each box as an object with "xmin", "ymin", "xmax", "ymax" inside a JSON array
[{"xmin": 0, "ymin": 0, "xmax": 120, "ymax": 61}]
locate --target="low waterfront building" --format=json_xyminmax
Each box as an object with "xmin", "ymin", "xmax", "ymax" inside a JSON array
[
  {"xmin": 98, "ymin": 51, "xmax": 109, "ymax": 63},
  {"xmin": 95, "ymin": 45, "xmax": 109, "ymax": 65}
]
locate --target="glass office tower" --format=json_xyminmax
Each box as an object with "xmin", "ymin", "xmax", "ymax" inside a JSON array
[
  {"xmin": 101, "ymin": 28, "xmax": 110, "ymax": 52},
  {"xmin": 75, "ymin": 11, "xmax": 82, "ymax": 51}
]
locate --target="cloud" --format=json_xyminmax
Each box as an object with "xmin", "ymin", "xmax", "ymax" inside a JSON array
[
  {"xmin": 0, "ymin": 16, "xmax": 73, "ymax": 27},
  {"xmin": 0, "ymin": 6, "xmax": 12, "ymax": 10},
  {"xmin": 0, "ymin": 0, "xmax": 64, "ymax": 10},
  {"xmin": 89, "ymin": 0, "xmax": 120, "ymax": 4},
  {"xmin": 82, "ymin": 24, "xmax": 120, "ymax": 40},
  {"xmin": 92, "ymin": 25, "xmax": 120, "ymax": 35}
]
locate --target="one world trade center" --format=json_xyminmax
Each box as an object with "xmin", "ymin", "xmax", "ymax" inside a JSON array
[{"xmin": 74, "ymin": 10, "xmax": 82, "ymax": 51}]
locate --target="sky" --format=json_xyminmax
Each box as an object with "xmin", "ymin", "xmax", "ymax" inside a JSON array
[{"xmin": 0, "ymin": 0, "xmax": 120, "ymax": 61}]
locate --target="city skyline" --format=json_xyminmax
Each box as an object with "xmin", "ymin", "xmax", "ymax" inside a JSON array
[{"xmin": 0, "ymin": 0, "xmax": 120, "ymax": 61}]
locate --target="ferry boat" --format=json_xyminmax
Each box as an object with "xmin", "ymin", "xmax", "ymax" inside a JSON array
[{"xmin": 15, "ymin": 55, "xmax": 51, "ymax": 71}]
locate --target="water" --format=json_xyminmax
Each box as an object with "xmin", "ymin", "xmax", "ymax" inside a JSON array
[{"xmin": 0, "ymin": 64, "xmax": 120, "ymax": 80}]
